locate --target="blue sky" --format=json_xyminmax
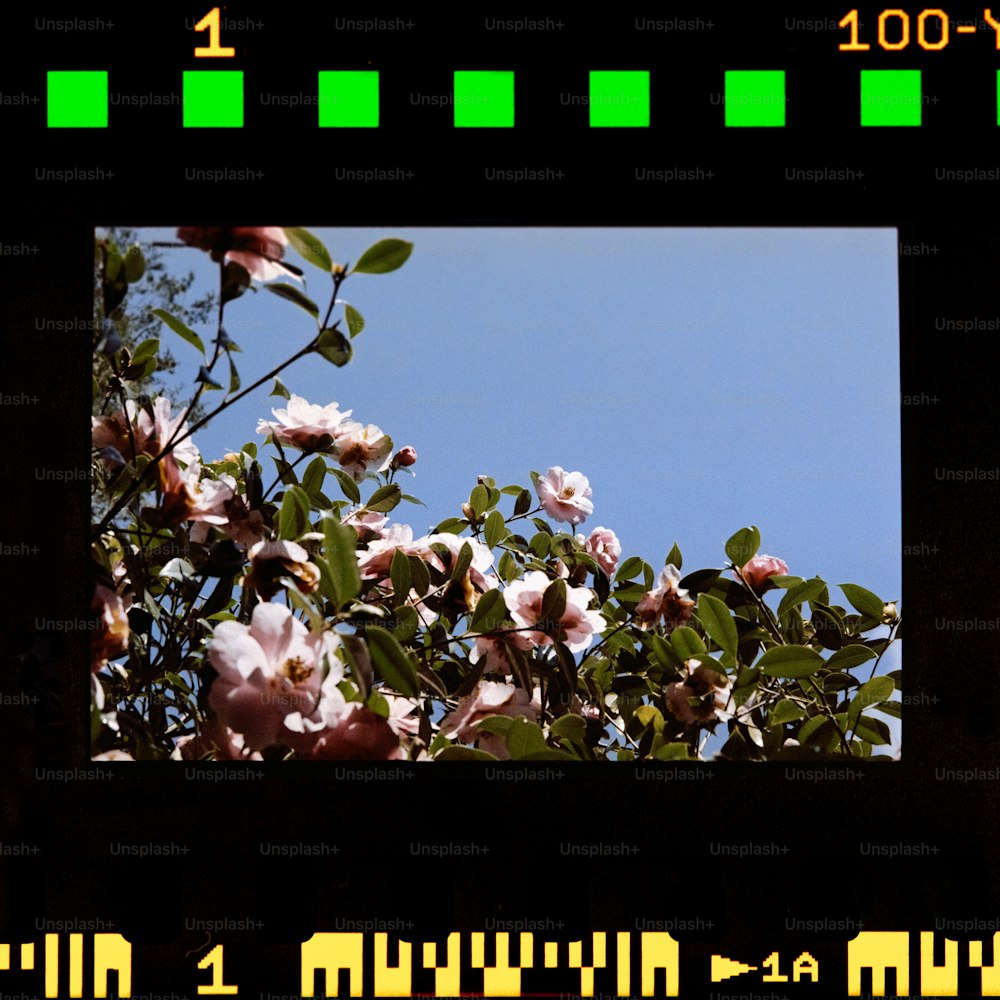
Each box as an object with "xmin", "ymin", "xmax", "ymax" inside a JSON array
[{"xmin": 116, "ymin": 226, "xmax": 903, "ymax": 753}]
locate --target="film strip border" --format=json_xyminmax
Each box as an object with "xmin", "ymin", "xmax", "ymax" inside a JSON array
[
  {"xmin": 1, "ymin": 930, "xmax": 999, "ymax": 996},
  {"xmin": 26, "ymin": 67, "xmax": 1000, "ymax": 129}
]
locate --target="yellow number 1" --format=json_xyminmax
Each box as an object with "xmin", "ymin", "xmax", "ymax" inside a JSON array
[{"xmin": 194, "ymin": 7, "xmax": 235, "ymax": 58}]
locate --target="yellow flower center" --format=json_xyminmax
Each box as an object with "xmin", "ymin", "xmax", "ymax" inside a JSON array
[
  {"xmin": 282, "ymin": 656, "xmax": 314, "ymax": 684},
  {"xmin": 559, "ymin": 487, "xmax": 576, "ymax": 499}
]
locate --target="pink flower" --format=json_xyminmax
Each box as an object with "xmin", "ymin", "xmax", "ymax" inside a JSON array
[
  {"xmin": 92, "ymin": 396, "xmax": 199, "ymax": 469},
  {"xmin": 335, "ymin": 422, "xmax": 394, "ymax": 482},
  {"xmin": 256, "ymin": 394, "xmax": 354, "ymax": 455},
  {"xmin": 392, "ymin": 446, "xmax": 417, "ymax": 468},
  {"xmin": 535, "ymin": 467, "xmax": 594, "ymax": 525},
  {"xmin": 737, "ymin": 554, "xmax": 789, "ymax": 594},
  {"xmin": 304, "ymin": 704, "xmax": 405, "ymax": 760},
  {"xmin": 341, "ymin": 507, "xmax": 388, "ymax": 542},
  {"xmin": 176, "ymin": 226, "xmax": 302, "ymax": 282},
  {"xmin": 664, "ymin": 659, "xmax": 734, "ymax": 725},
  {"xmin": 384, "ymin": 695, "xmax": 421, "ymax": 737},
  {"xmin": 92, "ymin": 750, "xmax": 135, "ymax": 762},
  {"xmin": 425, "ymin": 533, "xmax": 499, "ymax": 595},
  {"xmin": 91, "ymin": 584, "xmax": 129, "ymax": 673},
  {"xmin": 439, "ymin": 681, "xmax": 539, "ymax": 759},
  {"xmin": 635, "ymin": 564, "xmax": 695, "ymax": 632},
  {"xmin": 503, "ymin": 570, "xmax": 605, "ymax": 653},
  {"xmin": 469, "ymin": 633, "xmax": 532, "ymax": 676},
  {"xmin": 152, "ymin": 458, "xmax": 261, "ymax": 545},
  {"xmin": 577, "ymin": 526, "xmax": 621, "ymax": 576},
  {"xmin": 357, "ymin": 524, "xmax": 431, "ymax": 580},
  {"xmin": 207, "ymin": 602, "xmax": 340, "ymax": 751},
  {"xmin": 245, "ymin": 540, "xmax": 320, "ymax": 600}
]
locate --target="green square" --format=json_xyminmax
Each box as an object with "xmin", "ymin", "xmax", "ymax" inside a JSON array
[
  {"xmin": 183, "ymin": 71, "xmax": 243, "ymax": 128},
  {"xmin": 861, "ymin": 70, "xmax": 921, "ymax": 126},
  {"xmin": 589, "ymin": 71, "xmax": 649, "ymax": 127},
  {"xmin": 47, "ymin": 71, "xmax": 107, "ymax": 128},
  {"xmin": 453, "ymin": 71, "xmax": 514, "ymax": 127},
  {"xmin": 725, "ymin": 71, "xmax": 785, "ymax": 127},
  {"xmin": 318, "ymin": 71, "xmax": 379, "ymax": 127}
]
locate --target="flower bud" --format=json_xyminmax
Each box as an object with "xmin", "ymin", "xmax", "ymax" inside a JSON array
[
  {"xmin": 737, "ymin": 554, "xmax": 789, "ymax": 595},
  {"xmin": 222, "ymin": 452, "xmax": 241, "ymax": 465},
  {"xmin": 461, "ymin": 503, "xmax": 475, "ymax": 522},
  {"xmin": 392, "ymin": 446, "xmax": 417, "ymax": 468},
  {"xmin": 882, "ymin": 602, "xmax": 899, "ymax": 625}
]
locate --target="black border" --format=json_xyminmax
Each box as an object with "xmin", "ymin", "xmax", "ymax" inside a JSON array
[{"xmin": 3, "ymin": 6, "xmax": 1000, "ymax": 998}]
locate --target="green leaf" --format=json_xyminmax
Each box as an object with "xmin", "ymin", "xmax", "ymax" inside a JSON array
[
  {"xmin": 634, "ymin": 705, "xmax": 665, "ymax": 732},
  {"xmin": 616, "ymin": 556, "xmax": 644, "ymax": 581},
  {"xmin": 506, "ymin": 718, "xmax": 548, "ymax": 759},
  {"xmin": 778, "ymin": 577, "xmax": 827, "ymax": 617},
  {"xmin": 513, "ymin": 489, "xmax": 532, "ymax": 516},
  {"xmin": 131, "ymin": 338, "xmax": 159, "ymax": 364},
  {"xmin": 853, "ymin": 715, "xmax": 890, "ymax": 745},
  {"xmin": 653, "ymin": 742, "xmax": 693, "ymax": 761},
  {"xmin": 725, "ymin": 526, "xmax": 760, "ymax": 567},
  {"xmin": 874, "ymin": 700, "xmax": 902, "ymax": 719},
  {"xmin": 278, "ymin": 485, "xmax": 311, "ymax": 540},
  {"xmin": 849, "ymin": 676, "xmax": 895, "ymax": 727},
  {"xmin": 365, "ymin": 483, "xmax": 401, "ymax": 513},
  {"xmin": 471, "ymin": 588, "xmax": 504, "ymax": 631},
  {"xmin": 408, "ymin": 555, "xmax": 431, "ymax": 598},
  {"xmin": 302, "ymin": 456, "xmax": 327, "ymax": 498},
  {"xmin": 315, "ymin": 327, "xmax": 352, "ymax": 366},
  {"xmin": 498, "ymin": 551, "xmax": 521, "ymax": 583},
  {"xmin": 450, "ymin": 541, "xmax": 474, "ymax": 582},
  {"xmin": 839, "ymin": 583, "xmax": 885, "ymax": 619},
  {"xmin": 227, "ymin": 354, "xmax": 240, "ymax": 394},
  {"xmin": 697, "ymin": 592, "xmax": 738, "ymax": 657},
  {"xmin": 196, "ymin": 365, "xmax": 223, "ymax": 390},
  {"xmin": 330, "ymin": 467, "xmax": 361, "ymax": 503},
  {"xmin": 540, "ymin": 578, "xmax": 567, "ymax": 630},
  {"xmin": 769, "ymin": 700, "xmax": 807, "ymax": 727},
  {"xmin": 352, "ymin": 238, "xmax": 414, "ymax": 275},
  {"xmin": 323, "ymin": 518, "xmax": 362, "ymax": 607},
  {"xmin": 390, "ymin": 548, "xmax": 412, "ymax": 599},
  {"xmin": 810, "ymin": 604, "xmax": 844, "ymax": 651},
  {"xmin": 757, "ymin": 644, "xmax": 824, "ymax": 678},
  {"xmin": 123, "ymin": 244, "xmax": 146, "ymax": 282},
  {"xmin": 670, "ymin": 626, "xmax": 707, "ymax": 661},
  {"xmin": 284, "ymin": 227, "xmax": 333, "ymax": 271},
  {"xmin": 264, "ymin": 282, "xmax": 320, "ymax": 318},
  {"xmin": 152, "ymin": 308, "xmax": 205, "ymax": 357},
  {"xmin": 220, "ymin": 260, "xmax": 251, "ymax": 304},
  {"xmin": 435, "ymin": 746, "xmax": 499, "ymax": 761},
  {"xmin": 826, "ymin": 644, "xmax": 877, "ymax": 671},
  {"xmin": 386, "ymin": 604, "xmax": 419, "ymax": 644},
  {"xmin": 434, "ymin": 517, "xmax": 467, "ymax": 534},
  {"xmin": 469, "ymin": 484, "xmax": 489, "ymax": 518},
  {"xmin": 529, "ymin": 533, "xmax": 550, "ymax": 559},
  {"xmin": 549, "ymin": 714, "xmax": 587, "ymax": 742},
  {"xmin": 484, "ymin": 510, "xmax": 506, "ymax": 549},
  {"xmin": 476, "ymin": 716, "xmax": 514, "ymax": 736},
  {"xmin": 665, "ymin": 542, "xmax": 682, "ymax": 571},
  {"xmin": 365, "ymin": 625, "xmax": 419, "ymax": 697},
  {"xmin": 270, "ymin": 376, "xmax": 291, "ymax": 399},
  {"xmin": 344, "ymin": 304, "xmax": 365, "ymax": 338}
]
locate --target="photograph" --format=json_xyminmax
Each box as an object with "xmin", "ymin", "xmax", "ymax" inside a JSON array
[{"xmin": 90, "ymin": 225, "xmax": 902, "ymax": 763}]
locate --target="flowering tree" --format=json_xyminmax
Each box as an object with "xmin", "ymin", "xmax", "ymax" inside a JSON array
[{"xmin": 91, "ymin": 227, "xmax": 901, "ymax": 762}]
